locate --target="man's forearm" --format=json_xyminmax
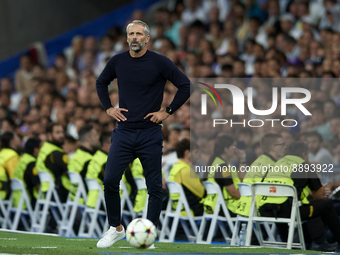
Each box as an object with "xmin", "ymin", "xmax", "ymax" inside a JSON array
[
  {"xmin": 96, "ymin": 79, "xmax": 113, "ymax": 110},
  {"xmin": 168, "ymin": 82, "xmax": 194, "ymax": 112}
]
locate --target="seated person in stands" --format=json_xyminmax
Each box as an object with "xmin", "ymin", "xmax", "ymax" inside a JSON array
[
  {"xmin": 306, "ymin": 131, "xmax": 333, "ymax": 165},
  {"xmin": 13, "ymin": 137, "xmax": 41, "ymax": 209},
  {"xmin": 0, "ymin": 131, "xmax": 21, "ymax": 200},
  {"xmin": 169, "ymin": 139, "xmax": 205, "ymax": 216},
  {"xmin": 203, "ymin": 135, "xmax": 246, "ymax": 216},
  {"xmin": 237, "ymin": 133, "xmax": 285, "ymax": 217},
  {"xmin": 259, "ymin": 141, "xmax": 340, "ymax": 252},
  {"xmin": 86, "ymin": 132, "xmax": 111, "ymax": 208}
]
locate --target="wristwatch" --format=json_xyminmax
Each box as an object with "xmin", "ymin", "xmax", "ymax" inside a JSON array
[{"xmin": 165, "ymin": 106, "xmax": 174, "ymax": 115}]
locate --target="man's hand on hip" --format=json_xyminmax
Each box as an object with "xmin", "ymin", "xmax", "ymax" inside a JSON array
[
  {"xmin": 106, "ymin": 107, "xmax": 128, "ymax": 122},
  {"xmin": 144, "ymin": 110, "xmax": 170, "ymax": 124}
]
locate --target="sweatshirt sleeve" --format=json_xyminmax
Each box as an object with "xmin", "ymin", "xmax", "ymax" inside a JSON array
[
  {"xmin": 96, "ymin": 56, "xmax": 117, "ymax": 111},
  {"xmin": 161, "ymin": 57, "xmax": 194, "ymax": 112}
]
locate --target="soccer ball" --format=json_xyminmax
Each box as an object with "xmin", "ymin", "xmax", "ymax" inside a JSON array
[{"xmin": 126, "ymin": 218, "xmax": 157, "ymax": 248}]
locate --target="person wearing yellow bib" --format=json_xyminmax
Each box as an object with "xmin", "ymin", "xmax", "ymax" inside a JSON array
[
  {"xmin": 169, "ymin": 139, "xmax": 205, "ymax": 216},
  {"xmin": 86, "ymin": 131, "xmax": 111, "ymax": 208},
  {"xmin": 259, "ymin": 141, "xmax": 340, "ymax": 252},
  {"xmin": 203, "ymin": 135, "xmax": 246, "ymax": 216},
  {"xmin": 67, "ymin": 124, "xmax": 99, "ymax": 209},
  {"xmin": 236, "ymin": 133, "xmax": 285, "ymax": 217},
  {"xmin": 36, "ymin": 123, "xmax": 70, "ymax": 203},
  {"xmin": 68, "ymin": 125, "xmax": 99, "ymax": 177},
  {"xmin": 12, "ymin": 137, "xmax": 41, "ymax": 209},
  {"xmin": 0, "ymin": 132, "xmax": 21, "ymax": 199}
]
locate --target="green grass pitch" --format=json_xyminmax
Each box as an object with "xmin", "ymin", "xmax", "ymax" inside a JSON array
[{"xmin": 0, "ymin": 230, "xmax": 322, "ymax": 255}]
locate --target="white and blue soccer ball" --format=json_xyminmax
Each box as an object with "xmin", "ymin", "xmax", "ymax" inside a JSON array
[{"xmin": 126, "ymin": 218, "xmax": 157, "ymax": 248}]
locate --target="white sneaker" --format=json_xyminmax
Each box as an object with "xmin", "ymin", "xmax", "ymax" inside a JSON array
[
  {"xmin": 148, "ymin": 243, "xmax": 155, "ymax": 249},
  {"xmin": 97, "ymin": 226, "xmax": 125, "ymax": 248}
]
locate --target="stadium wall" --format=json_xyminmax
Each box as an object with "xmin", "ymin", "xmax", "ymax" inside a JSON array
[{"xmin": 0, "ymin": 0, "xmax": 162, "ymax": 79}]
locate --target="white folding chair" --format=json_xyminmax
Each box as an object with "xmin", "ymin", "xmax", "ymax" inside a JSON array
[
  {"xmin": 59, "ymin": 172, "xmax": 88, "ymax": 236},
  {"xmin": 231, "ymin": 183, "xmax": 276, "ymax": 245},
  {"xmin": 159, "ymin": 181, "xmax": 201, "ymax": 242},
  {"xmin": 0, "ymin": 195, "xmax": 9, "ymax": 227},
  {"xmin": 196, "ymin": 181, "xmax": 235, "ymax": 244},
  {"xmin": 2, "ymin": 179, "xmax": 35, "ymax": 230},
  {"xmin": 157, "ymin": 209, "xmax": 168, "ymax": 237},
  {"xmin": 133, "ymin": 177, "xmax": 148, "ymax": 218},
  {"xmin": 245, "ymin": 183, "xmax": 305, "ymax": 250},
  {"xmin": 78, "ymin": 178, "xmax": 107, "ymax": 238},
  {"xmin": 120, "ymin": 180, "xmax": 136, "ymax": 227},
  {"xmin": 31, "ymin": 171, "xmax": 64, "ymax": 233}
]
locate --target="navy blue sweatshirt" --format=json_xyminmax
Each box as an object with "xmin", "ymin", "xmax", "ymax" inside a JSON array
[{"xmin": 96, "ymin": 50, "xmax": 193, "ymax": 129}]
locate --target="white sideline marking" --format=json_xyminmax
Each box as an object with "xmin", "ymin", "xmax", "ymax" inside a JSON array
[
  {"xmin": 211, "ymin": 246, "xmax": 264, "ymax": 249},
  {"xmin": 0, "ymin": 229, "xmax": 58, "ymax": 237},
  {"xmin": 0, "ymin": 254, "xmax": 39, "ymax": 255},
  {"xmin": 66, "ymin": 239, "xmax": 97, "ymax": 241},
  {"xmin": 116, "ymin": 247, "xmax": 157, "ymax": 249},
  {"xmin": 32, "ymin": 247, "xmax": 57, "ymax": 249},
  {"xmin": 0, "ymin": 238, "xmax": 17, "ymax": 240},
  {"xmin": 0, "ymin": 254, "xmax": 37, "ymax": 255}
]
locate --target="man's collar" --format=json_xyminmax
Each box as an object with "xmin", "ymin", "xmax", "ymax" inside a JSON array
[
  {"xmin": 79, "ymin": 145, "xmax": 95, "ymax": 155},
  {"xmin": 47, "ymin": 141, "xmax": 62, "ymax": 148},
  {"xmin": 263, "ymin": 152, "xmax": 277, "ymax": 162}
]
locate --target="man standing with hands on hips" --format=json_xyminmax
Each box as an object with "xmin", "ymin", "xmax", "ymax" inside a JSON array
[{"xmin": 96, "ymin": 20, "xmax": 193, "ymax": 248}]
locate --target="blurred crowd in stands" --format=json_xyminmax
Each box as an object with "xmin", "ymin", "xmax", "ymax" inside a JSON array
[
  {"xmin": 1, "ymin": 0, "xmax": 340, "ymax": 172},
  {"xmin": 2, "ymin": 0, "xmax": 340, "ymax": 249}
]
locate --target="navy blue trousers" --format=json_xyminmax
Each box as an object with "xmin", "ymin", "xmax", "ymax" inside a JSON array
[{"xmin": 103, "ymin": 125, "xmax": 163, "ymax": 227}]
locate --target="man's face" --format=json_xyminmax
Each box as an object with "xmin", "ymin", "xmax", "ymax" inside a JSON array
[
  {"xmin": 89, "ymin": 128, "xmax": 100, "ymax": 148},
  {"xmin": 238, "ymin": 133, "xmax": 252, "ymax": 147},
  {"xmin": 191, "ymin": 147, "xmax": 202, "ymax": 164},
  {"xmin": 63, "ymin": 140, "xmax": 77, "ymax": 154},
  {"xmin": 268, "ymin": 0, "xmax": 279, "ymax": 16},
  {"xmin": 324, "ymin": 102, "xmax": 335, "ymax": 119},
  {"xmin": 306, "ymin": 136, "xmax": 321, "ymax": 154},
  {"xmin": 311, "ymin": 110, "xmax": 324, "ymax": 126},
  {"xmin": 11, "ymin": 134, "xmax": 22, "ymax": 151},
  {"xmin": 168, "ymin": 130, "xmax": 179, "ymax": 146},
  {"xmin": 127, "ymin": 24, "xmax": 150, "ymax": 52},
  {"xmin": 272, "ymin": 137, "xmax": 286, "ymax": 158},
  {"xmin": 179, "ymin": 130, "xmax": 190, "ymax": 141},
  {"xmin": 51, "ymin": 125, "xmax": 65, "ymax": 145},
  {"xmin": 281, "ymin": 132, "xmax": 294, "ymax": 148},
  {"xmin": 330, "ymin": 118, "xmax": 340, "ymax": 136},
  {"xmin": 0, "ymin": 78, "xmax": 12, "ymax": 93},
  {"xmin": 302, "ymin": 151, "xmax": 309, "ymax": 162},
  {"xmin": 20, "ymin": 56, "xmax": 32, "ymax": 71},
  {"xmin": 33, "ymin": 141, "xmax": 43, "ymax": 158},
  {"xmin": 225, "ymin": 143, "xmax": 236, "ymax": 159}
]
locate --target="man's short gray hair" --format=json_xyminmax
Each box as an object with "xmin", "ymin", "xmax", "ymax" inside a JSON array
[{"xmin": 126, "ymin": 20, "xmax": 150, "ymax": 36}]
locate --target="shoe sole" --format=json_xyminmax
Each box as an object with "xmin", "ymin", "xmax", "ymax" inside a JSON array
[{"xmin": 97, "ymin": 231, "xmax": 125, "ymax": 248}]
